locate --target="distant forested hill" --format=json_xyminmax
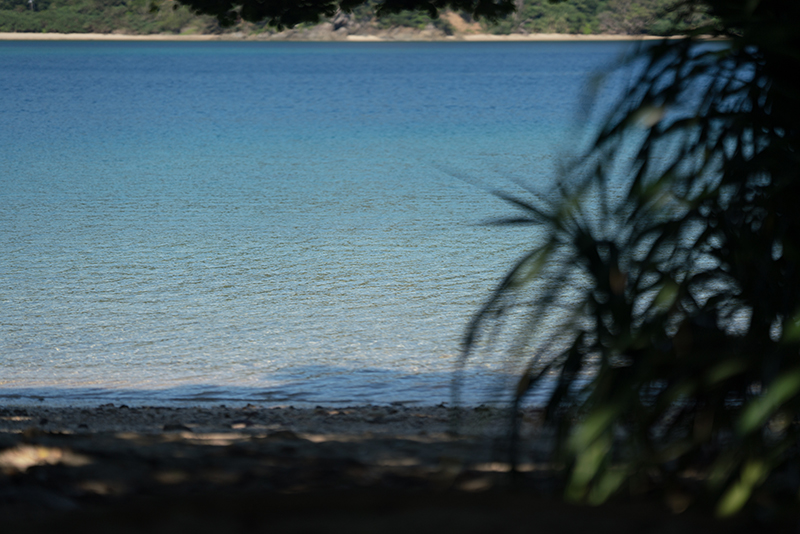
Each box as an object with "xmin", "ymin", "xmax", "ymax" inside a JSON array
[
  {"xmin": 481, "ymin": 0, "xmax": 709, "ymax": 35},
  {"xmin": 0, "ymin": 0, "xmax": 710, "ymax": 36},
  {"xmin": 0, "ymin": 0, "xmax": 219, "ymax": 34}
]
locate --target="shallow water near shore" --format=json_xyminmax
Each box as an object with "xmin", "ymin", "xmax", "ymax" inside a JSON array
[{"xmin": 1, "ymin": 41, "xmax": 632, "ymax": 406}]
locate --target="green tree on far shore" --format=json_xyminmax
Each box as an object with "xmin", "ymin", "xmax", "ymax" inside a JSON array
[
  {"xmin": 0, "ymin": 0, "xmax": 710, "ymax": 35},
  {"xmin": 0, "ymin": 0, "xmax": 219, "ymax": 34}
]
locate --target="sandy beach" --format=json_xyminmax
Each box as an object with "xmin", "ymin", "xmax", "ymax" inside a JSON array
[
  {"xmin": 0, "ymin": 31, "xmax": 670, "ymax": 42},
  {"xmin": 0, "ymin": 403, "xmax": 771, "ymax": 532}
]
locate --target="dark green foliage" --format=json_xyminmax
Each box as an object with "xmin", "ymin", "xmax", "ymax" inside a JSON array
[
  {"xmin": 170, "ymin": 0, "xmax": 515, "ymax": 29},
  {"xmin": 0, "ymin": 0, "xmax": 217, "ymax": 34},
  {"xmin": 373, "ymin": 8, "xmax": 449, "ymax": 31},
  {"xmin": 487, "ymin": 0, "xmax": 603, "ymax": 34},
  {"xmin": 485, "ymin": 0, "xmax": 715, "ymax": 35},
  {"xmin": 175, "ymin": 0, "xmax": 705, "ymax": 34},
  {"xmin": 0, "ymin": 0, "xmax": 706, "ymax": 35},
  {"xmin": 459, "ymin": 0, "xmax": 800, "ymax": 517}
]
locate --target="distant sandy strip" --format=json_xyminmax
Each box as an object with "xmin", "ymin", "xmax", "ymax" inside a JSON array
[{"xmin": 0, "ymin": 31, "xmax": 670, "ymax": 42}]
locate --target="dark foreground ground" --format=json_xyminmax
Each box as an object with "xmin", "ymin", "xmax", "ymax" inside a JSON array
[{"xmin": 1, "ymin": 404, "xmax": 797, "ymax": 533}]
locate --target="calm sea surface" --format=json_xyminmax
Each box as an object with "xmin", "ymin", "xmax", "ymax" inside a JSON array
[{"xmin": 1, "ymin": 40, "xmax": 631, "ymax": 406}]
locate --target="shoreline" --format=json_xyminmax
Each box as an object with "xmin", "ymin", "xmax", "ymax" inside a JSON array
[
  {"xmin": 0, "ymin": 31, "xmax": 673, "ymax": 42},
  {"xmin": 0, "ymin": 403, "xmax": 528, "ymax": 437}
]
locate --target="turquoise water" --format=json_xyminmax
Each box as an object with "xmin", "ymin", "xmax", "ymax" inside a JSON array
[{"xmin": 1, "ymin": 41, "xmax": 630, "ymax": 406}]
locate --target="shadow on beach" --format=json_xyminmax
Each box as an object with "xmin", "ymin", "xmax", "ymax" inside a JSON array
[{"xmin": 1, "ymin": 405, "xmax": 789, "ymax": 533}]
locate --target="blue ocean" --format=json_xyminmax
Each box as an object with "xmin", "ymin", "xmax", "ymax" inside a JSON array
[{"xmin": 0, "ymin": 40, "xmax": 632, "ymax": 406}]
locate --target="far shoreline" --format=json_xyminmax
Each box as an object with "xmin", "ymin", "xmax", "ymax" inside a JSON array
[{"xmin": 0, "ymin": 31, "xmax": 676, "ymax": 42}]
